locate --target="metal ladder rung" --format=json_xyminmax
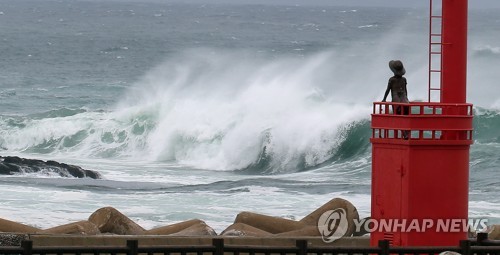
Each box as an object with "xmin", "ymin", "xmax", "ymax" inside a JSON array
[{"xmin": 429, "ymin": 0, "xmax": 443, "ymax": 102}]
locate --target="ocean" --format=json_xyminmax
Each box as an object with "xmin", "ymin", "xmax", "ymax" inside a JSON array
[{"xmin": 0, "ymin": 0, "xmax": 499, "ymax": 233}]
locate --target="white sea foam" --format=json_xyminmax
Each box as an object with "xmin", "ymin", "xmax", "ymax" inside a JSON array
[
  {"xmin": 0, "ymin": 36, "xmax": 437, "ymax": 172},
  {"xmin": 111, "ymin": 49, "xmax": 378, "ymax": 172}
]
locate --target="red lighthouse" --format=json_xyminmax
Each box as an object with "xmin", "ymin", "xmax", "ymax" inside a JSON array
[{"xmin": 370, "ymin": 0, "xmax": 473, "ymax": 247}]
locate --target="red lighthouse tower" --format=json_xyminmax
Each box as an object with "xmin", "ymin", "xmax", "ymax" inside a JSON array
[{"xmin": 370, "ymin": 0, "xmax": 473, "ymax": 246}]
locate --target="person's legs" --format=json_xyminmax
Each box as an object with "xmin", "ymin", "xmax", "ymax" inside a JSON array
[
  {"xmin": 395, "ymin": 105, "xmax": 402, "ymax": 115},
  {"xmin": 403, "ymin": 105, "xmax": 410, "ymax": 115},
  {"xmin": 402, "ymin": 97, "xmax": 410, "ymax": 139}
]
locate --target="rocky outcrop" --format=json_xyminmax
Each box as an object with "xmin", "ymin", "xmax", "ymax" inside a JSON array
[{"xmin": 0, "ymin": 156, "xmax": 101, "ymax": 179}]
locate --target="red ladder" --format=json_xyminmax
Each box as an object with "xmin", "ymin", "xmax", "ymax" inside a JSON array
[{"xmin": 428, "ymin": 0, "xmax": 443, "ymax": 102}]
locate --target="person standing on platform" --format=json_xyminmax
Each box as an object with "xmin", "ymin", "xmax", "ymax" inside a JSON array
[{"xmin": 382, "ymin": 60, "xmax": 410, "ymax": 138}]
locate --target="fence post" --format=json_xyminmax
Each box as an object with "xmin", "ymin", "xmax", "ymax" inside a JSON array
[
  {"xmin": 127, "ymin": 240, "xmax": 138, "ymax": 255},
  {"xmin": 477, "ymin": 232, "xmax": 488, "ymax": 245},
  {"xmin": 296, "ymin": 240, "xmax": 308, "ymax": 255},
  {"xmin": 21, "ymin": 240, "xmax": 33, "ymax": 255},
  {"xmin": 213, "ymin": 238, "xmax": 224, "ymax": 255},
  {"xmin": 459, "ymin": 240, "xmax": 471, "ymax": 255},
  {"xmin": 378, "ymin": 240, "xmax": 389, "ymax": 255}
]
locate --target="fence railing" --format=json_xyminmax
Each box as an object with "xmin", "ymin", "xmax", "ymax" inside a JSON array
[
  {"xmin": 1, "ymin": 233, "xmax": 499, "ymax": 255},
  {"xmin": 371, "ymin": 102, "xmax": 474, "ymax": 142}
]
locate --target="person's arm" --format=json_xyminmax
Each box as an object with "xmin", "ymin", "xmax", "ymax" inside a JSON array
[{"xmin": 382, "ymin": 82, "xmax": 391, "ymax": 102}]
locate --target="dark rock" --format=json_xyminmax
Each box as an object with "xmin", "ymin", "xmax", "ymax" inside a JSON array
[
  {"xmin": 83, "ymin": 169, "xmax": 101, "ymax": 179},
  {"xmin": 4, "ymin": 156, "xmax": 25, "ymax": 164},
  {"xmin": 0, "ymin": 156, "xmax": 102, "ymax": 179},
  {"xmin": 0, "ymin": 163, "xmax": 16, "ymax": 175}
]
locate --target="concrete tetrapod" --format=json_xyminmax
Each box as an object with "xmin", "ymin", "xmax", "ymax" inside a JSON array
[
  {"xmin": 489, "ymin": 225, "xmax": 500, "ymax": 240},
  {"xmin": 39, "ymin": 221, "xmax": 100, "ymax": 235},
  {"xmin": 220, "ymin": 223, "xmax": 272, "ymax": 236},
  {"xmin": 0, "ymin": 218, "xmax": 40, "ymax": 233},
  {"xmin": 221, "ymin": 197, "xmax": 359, "ymax": 237},
  {"xmin": 88, "ymin": 207, "xmax": 146, "ymax": 235},
  {"xmin": 232, "ymin": 211, "xmax": 304, "ymax": 234},
  {"xmin": 300, "ymin": 197, "xmax": 359, "ymax": 236},
  {"xmin": 88, "ymin": 207, "xmax": 217, "ymax": 236},
  {"xmin": 145, "ymin": 219, "xmax": 216, "ymax": 236}
]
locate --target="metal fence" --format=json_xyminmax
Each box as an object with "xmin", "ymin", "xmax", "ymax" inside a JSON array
[{"xmin": 1, "ymin": 233, "xmax": 499, "ymax": 255}]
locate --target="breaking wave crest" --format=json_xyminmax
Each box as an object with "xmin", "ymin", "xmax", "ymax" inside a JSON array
[{"xmin": 1, "ymin": 49, "xmax": 499, "ymax": 174}]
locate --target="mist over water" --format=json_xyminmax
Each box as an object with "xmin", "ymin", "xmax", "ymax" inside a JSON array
[
  {"xmin": 2, "ymin": 42, "xmax": 498, "ymax": 173},
  {"xmin": 1, "ymin": 48, "xmax": 375, "ymax": 173},
  {"xmin": 113, "ymin": 49, "xmax": 374, "ymax": 172}
]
